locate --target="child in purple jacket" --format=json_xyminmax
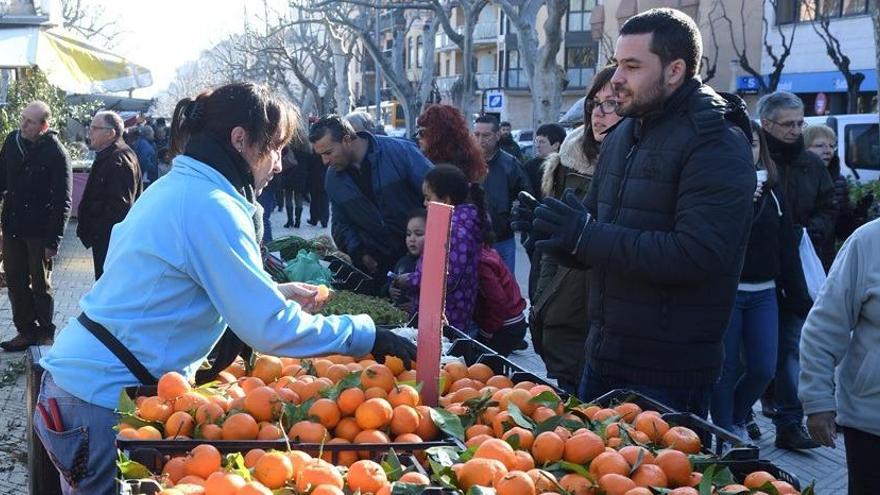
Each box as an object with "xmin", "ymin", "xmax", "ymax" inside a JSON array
[{"xmin": 394, "ymin": 165, "xmax": 489, "ymax": 332}]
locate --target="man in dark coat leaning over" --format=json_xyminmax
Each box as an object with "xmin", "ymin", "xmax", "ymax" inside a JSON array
[
  {"xmin": 516, "ymin": 8, "xmax": 755, "ymax": 416},
  {"xmin": 0, "ymin": 101, "xmax": 72, "ymax": 351},
  {"xmin": 77, "ymin": 111, "xmax": 143, "ymax": 280}
]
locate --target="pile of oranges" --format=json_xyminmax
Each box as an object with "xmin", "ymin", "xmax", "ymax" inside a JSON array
[
  {"xmin": 154, "ymin": 444, "xmax": 429, "ymax": 495},
  {"xmin": 119, "ymin": 354, "xmax": 804, "ymax": 494}
]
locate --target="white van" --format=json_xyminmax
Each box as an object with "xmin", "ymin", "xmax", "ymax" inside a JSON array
[{"xmin": 804, "ymin": 114, "xmax": 879, "ymax": 183}]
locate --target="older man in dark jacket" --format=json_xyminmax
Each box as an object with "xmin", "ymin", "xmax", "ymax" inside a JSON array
[
  {"xmin": 758, "ymin": 90, "xmax": 837, "ymax": 450},
  {"xmin": 310, "ymin": 115, "xmax": 432, "ymax": 293},
  {"xmin": 77, "ymin": 111, "xmax": 142, "ymax": 280},
  {"xmin": 522, "ymin": 9, "xmax": 755, "ymax": 416},
  {"xmin": 0, "ymin": 101, "xmax": 72, "ymax": 351}
]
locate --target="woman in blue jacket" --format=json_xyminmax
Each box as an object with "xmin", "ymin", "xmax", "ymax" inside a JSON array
[{"xmin": 34, "ymin": 83, "xmax": 415, "ymax": 494}]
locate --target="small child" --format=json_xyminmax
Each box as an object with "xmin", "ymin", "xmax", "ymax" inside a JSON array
[
  {"xmin": 385, "ymin": 209, "xmax": 426, "ymax": 312},
  {"xmin": 395, "ymin": 165, "xmax": 484, "ymax": 332},
  {"xmin": 474, "ymin": 246, "xmax": 528, "ymax": 356}
]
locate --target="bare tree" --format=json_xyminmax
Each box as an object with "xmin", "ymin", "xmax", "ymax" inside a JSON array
[
  {"xmin": 718, "ymin": 0, "xmax": 797, "ymax": 94},
  {"xmin": 700, "ymin": 1, "xmax": 722, "ymax": 83},
  {"xmin": 806, "ymin": 0, "xmax": 865, "ymax": 114},
  {"xmin": 873, "ymin": 0, "xmax": 880, "ymax": 125},
  {"xmin": 60, "ymin": 0, "xmax": 122, "ymax": 48},
  {"xmin": 493, "ymin": 0, "xmax": 568, "ymax": 127}
]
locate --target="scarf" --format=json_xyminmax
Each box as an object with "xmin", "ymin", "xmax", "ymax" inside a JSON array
[
  {"xmin": 764, "ymin": 131, "xmax": 805, "ymax": 167},
  {"xmin": 183, "ymin": 132, "xmax": 263, "ymax": 242}
]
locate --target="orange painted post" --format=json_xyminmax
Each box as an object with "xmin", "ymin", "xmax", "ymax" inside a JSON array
[{"xmin": 416, "ymin": 201, "xmax": 454, "ymax": 407}]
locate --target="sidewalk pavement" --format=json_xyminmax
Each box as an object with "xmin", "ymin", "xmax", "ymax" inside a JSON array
[{"xmin": 0, "ymin": 204, "xmax": 848, "ymax": 493}]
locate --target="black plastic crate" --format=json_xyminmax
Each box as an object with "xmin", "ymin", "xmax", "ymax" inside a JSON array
[
  {"xmin": 119, "ymin": 448, "xmax": 429, "ymax": 495},
  {"xmin": 590, "ymin": 388, "xmax": 676, "ymax": 414},
  {"xmin": 324, "ymin": 254, "xmax": 372, "ymax": 292},
  {"xmin": 446, "ymin": 339, "xmax": 496, "ymax": 366},
  {"xmin": 475, "ymin": 354, "xmax": 568, "ymax": 398},
  {"xmin": 696, "ymin": 459, "xmax": 801, "ymax": 491}
]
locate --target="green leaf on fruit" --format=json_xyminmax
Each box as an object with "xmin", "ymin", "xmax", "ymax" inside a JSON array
[{"xmin": 429, "ymin": 407, "xmax": 465, "ymax": 441}]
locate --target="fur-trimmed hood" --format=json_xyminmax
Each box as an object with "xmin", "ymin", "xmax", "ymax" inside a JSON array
[{"xmin": 540, "ymin": 125, "xmax": 595, "ymax": 197}]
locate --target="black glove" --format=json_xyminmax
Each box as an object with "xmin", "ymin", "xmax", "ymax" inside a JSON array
[
  {"xmin": 533, "ymin": 189, "xmax": 591, "ymax": 257},
  {"xmin": 510, "ymin": 191, "xmax": 540, "ymax": 233},
  {"xmin": 371, "ymin": 328, "xmax": 417, "ymax": 369}
]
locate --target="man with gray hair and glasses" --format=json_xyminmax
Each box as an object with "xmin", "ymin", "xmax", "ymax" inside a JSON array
[
  {"xmin": 0, "ymin": 101, "xmax": 71, "ymax": 351},
  {"xmin": 757, "ymin": 90, "xmax": 837, "ymax": 450},
  {"xmin": 77, "ymin": 111, "xmax": 142, "ymax": 279}
]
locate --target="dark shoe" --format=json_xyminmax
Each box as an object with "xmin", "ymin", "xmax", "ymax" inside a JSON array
[
  {"xmin": 745, "ymin": 419, "xmax": 762, "ymax": 440},
  {"xmin": 307, "ymin": 219, "xmax": 318, "ymax": 226},
  {"xmin": 1, "ymin": 334, "xmax": 34, "ymax": 352},
  {"xmin": 775, "ymin": 424, "xmax": 821, "ymax": 450},
  {"xmin": 321, "ymin": 222, "xmax": 328, "ymax": 228},
  {"xmin": 284, "ymin": 221, "xmax": 293, "ymax": 228},
  {"xmin": 294, "ymin": 220, "xmax": 301, "ymax": 228},
  {"xmin": 33, "ymin": 334, "xmax": 54, "ymax": 346}
]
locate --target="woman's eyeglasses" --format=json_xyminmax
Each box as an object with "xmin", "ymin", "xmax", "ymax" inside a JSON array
[{"xmin": 588, "ymin": 99, "xmax": 619, "ymax": 116}]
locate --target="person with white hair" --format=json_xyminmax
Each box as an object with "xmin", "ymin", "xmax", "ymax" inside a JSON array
[
  {"xmin": 77, "ymin": 111, "xmax": 143, "ymax": 279},
  {"xmin": 344, "ymin": 110, "xmax": 377, "ymax": 134}
]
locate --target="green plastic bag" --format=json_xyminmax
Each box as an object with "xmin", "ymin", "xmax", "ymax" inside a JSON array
[{"xmin": 283, "ymin": 249, "xmax": 332, "ymax": 285}]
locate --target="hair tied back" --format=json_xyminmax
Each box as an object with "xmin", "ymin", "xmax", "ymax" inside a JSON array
[{"xmin": 184, "ymin": 99, "xmax": 205, "ymax": 125}]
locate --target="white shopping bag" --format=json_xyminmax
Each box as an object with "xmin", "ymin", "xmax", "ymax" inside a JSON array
[{"xmin": 799, "ymin": 228, "xmax": 826, "ymax": 301}]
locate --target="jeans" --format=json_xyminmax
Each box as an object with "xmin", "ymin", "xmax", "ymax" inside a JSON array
[
  {"xmin": 3, "ymin": 236, "xmax": 55, "ymax": 338},
  {"xmin": 711, "ymin": 288, "xmax": 779, "ymax": 431},
  {"xmin": 33, "ymin": 372, "xmax": 119, "ymax": 494},
  {"xmin": 493, "ymin": 237, "xmax": 516, "ymax": 275},
  {"xmin": 578, "ymin": 364, "xmax": 712, "ymax": 418},
  {"xmin": 774, "ymin": 311, "xmax": 806, "ymax": 428},
  {"xmin": 843, "ymin": 426, "xmax": 880, "ymax": 495},
  {"xmin": 257, "ymin": 188, "xmax": 276, "ymax": 243}
]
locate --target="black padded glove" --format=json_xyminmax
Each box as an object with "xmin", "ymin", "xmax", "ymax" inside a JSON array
[
  {"xmin": 510, "ymin": 191, "xmax": 540, "ymax": 233},
  {"xmin": 371, "ymin": 328, "xmax": 417, "ymax": 369}
]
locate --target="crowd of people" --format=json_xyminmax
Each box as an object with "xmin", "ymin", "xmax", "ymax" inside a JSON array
[{"xmin": 0, "ymin": 6, "xmax": 878, "ymax": 494}]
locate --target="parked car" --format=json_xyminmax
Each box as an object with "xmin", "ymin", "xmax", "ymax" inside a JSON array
[
  {"xmin": 512, "ymin": 129, "xmax": 533, "ymax": 155},
  {"xmin": 805, "ymin": 113, "xmax": 879, "ymax": 183}
]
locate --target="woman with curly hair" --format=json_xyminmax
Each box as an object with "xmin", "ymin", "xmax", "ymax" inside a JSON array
[{"xmin": 416, "ymin": 104, "xmax": 488, "ymax": 182}]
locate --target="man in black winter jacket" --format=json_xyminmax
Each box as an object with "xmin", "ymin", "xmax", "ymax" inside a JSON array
[
  {"xmin": 0, "ymin": 101, "xmax": 72, "ymax": 351},
  {"xmin": 77, "ymin": 111, "xmax": 142, "ymax": 280},
  {"xmin": 523, "ymin": 8, "xmax": 755, "ymax": 416},
  {"xmin": 757, "ymin": 90, "xmax": 836, "ymax": 450}
]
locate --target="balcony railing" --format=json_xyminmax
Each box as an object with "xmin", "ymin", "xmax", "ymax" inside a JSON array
[
  {"xmin": 436, "ymin": 75, "xmax": 459, "ymax": 93},
  {"xmin": 473, "ymin": 22, "xmax": 498, "ymax": 41},
  {"xmin": 476, "ymin": 72, "xmax": 498, "ymax": 89}
]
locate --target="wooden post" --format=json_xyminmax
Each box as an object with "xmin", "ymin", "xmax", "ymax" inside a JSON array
[{"xmin": 416, "ymin": 202, "xmax": 454, "ymax": 407}]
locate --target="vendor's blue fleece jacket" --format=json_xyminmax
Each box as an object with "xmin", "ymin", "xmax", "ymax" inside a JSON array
[{"xmin": 42, "ymin": 155, "xmax": 375, "ymax": 409}]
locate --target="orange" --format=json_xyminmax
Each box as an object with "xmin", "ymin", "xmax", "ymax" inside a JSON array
[
  {"xmin": 361, "ymin": 363, "xmax": 395, "ymax": 392},
  {"xmin": 355, "ymin": 398, "xmax": 393, "ymax": 429},
  {"xmin": 347, "ymin": 459, "xmax": 388, "ymax": 493},
  {"xmin": 500, "ymin": 388, "xmax": 536, "ymax": 415},
  {"xmin": 467, "ymin": 363, "xmax": 495, "ymax": 383},
  {"xmin": 221, "ymin": 413, "xmax": 259, "ymax": 440},
  {"xmin": 772, "ymin": 481, "xmax": 798, "ymax": 494},
  {"xmin": 589, "ymin": 451, "xmax": 630, "ymax": 479},
  {"xmin": 251, "ymin": 354, "xmax": 283, "ymax": 384},
  {"xmin": 444, "ymin": 361, "xmax": 468, "ymax": 383},
  {"xmin": 563, "ymin": 430, "xmax": 605, "ymax": 464},
  {"xmin": 390, "ymin": 405, "xmax": 421, "ymax": 435},
  {"xmin": 531, "ymin": 431, "xmax": 565, "ymax": 464},
  {"xmin": 364, "ymin": 386, "xmax": 388, "ymax": 400},
  {"xmin": 235, "ymin": 481, "xmax": 273, "ymax": 494},
  {"xmin": 388, "ymin": 384, "xmax": 420, "ymax": 408},
  {"xmin": 161, "ymin": 456, "xmax": 187, "ymax": 484},
  {"xmin": 599, "ymin": 473, "xmax": 637, "ymax": 495},
  {"xmin": 321, "ymin": 438, "xmax": 359, "ymax": 466},
  {"xmin": 175, "ymin": 475, "xmax": 205, "ymax": 486},
  {"xmin": 194, "ymin": 402, "xmax": 225, "ymax": 425},
  {"xmin": 743, "ymin": 471, "xmax": 777, "ymax": 489},
  {"xmin": 288, "ymin": 420, "xmax": 329, "ymax": 443},
  {"xmin": 623, "ymin": 488, "xmax": 654, "ymax": 495},
  {"xmin": 592, "ymin": 408, "xmax": 619, "ymax": 422},
  {"xmin": 243, "ymin": 449, "xmax": 266, "ymax": 469},
  {"xmin": 394, "ymin": 433, "xmax": 424, "ymax": 443},
  {"xmin": 631, "ymin": 463, "xmax": 668, "ymax": 488},
  {"xmin": 183, "ymin": 444, "xmax": 222, "ymax": 479},
  {"xmin": 313, "ymin": 358, "xmax": 334, "ymax": 379},
  {"xmin": 618, "ymin": 445, "xmax": 655, "ymax": 465},
  {"xmin": 492, "ymin": 410, "xmax": 513, "ymax": 437},
  {"xmin": 633, "ymin": 412, "xmax": 670, "ymax": 443},
  {"xmin": 173, "ymin": 392, "xmax": 210, "ymax": 414},
  {"xmin": 254, "ymin": 451, "xmax": 294, "ymax": 489},
  {"xmin": 527, "ymin": 469, "xmax": 558, "ymax": 493},
  {"xmin": 199, "ymin": 423, "xmax": 223, "ymax": 440},
  {"xmin": 308, "ymin": 398, "xmax": 342, "ymax": 429},
  {"xmin": 136, "ymin": 425, "xmax": 162, "ymax": 440},
  {"xmin": 513, "ymin": 381, "xmax": 535, "ymax": 390},
  {"xmin": 310, "ymin": 486, "xmax": 345, "ymax": 495},
  {"xmin": 613, "ymin": 402, "xmax": 643, "ymax": 423},
  {"xmin": 531, "ymin": 406, "xmax": 557, "ymax": 423},
  {"xmin": 256, "ymin": 423, "xmax": 284, "ymax": 440},
  {"xmin": 335, "ymin": 417, "xmax": 362, "ymax": 442},
  {"xmin": 474, "ymin": 438, "xmax": 518, "ymax": 470},
  {"xmin": 158, "ymin": 371, "xmax": 191, "ymax": 401},
  {"xmin": 286, "ymin": 450, "xmax": 313, "ymax": 481},
  {"xmin": 466, "ymin": 424, "xmax": 494, "ymax": 440},
  {"xmin": 399, "ymin": 472, "xmax": 430, "ymax": 485},
  {"xmin": 223, "ymin": 359, "xmax": 246, "ymax": 379},
  {"xmin": 667, "ymin": 488, "xmax": 699, "ymax": 495},
  {"xmin": 139, "ymin": 396, "xmax": 173, "ymax": 422},
  {"xmin": 655, "ymin": 449, "xmax": 692, "ymax": 488},
  {"xmin": 204, "ymin": 471, "xmax": 246, "ymax": 495},
  {"xmin": 465, "ymin": 433, "xmax": 494, "ymax": 449},
  {"xmin": 513, "ymin": 450, "xmax": 536, "ymax": 471},
  {"xmin": 457, "ymin": 458, "xmax": 508, "ymax": 489},
  {"xmin": 486, "ymin": 375, "xmax": 514, "ymax": 388},
  {"xmin": 502, "ymin": 426, "xmax": 535, "ymax": 450},
  {"xmin": 495, "ymin": 470, "xmax": 536, "ymax": 495},
  {"xmin": 296, "ymin": 459, "xmax": 344, "ymax": 492},
  {"xmin": 661, "ymin": 426, "xmax": 701, "ymax": 454},
  {"xmin": 165, "ymin": 411, "xmax": 196, "ymax": 438},
  {"xmin": 558, "ymin": 473, "xmax": 595, "ymax": 495},
  {"xmin": 243, "ymin": 386, "xmax": 282, "ymax": 422},
  {"xmin": 337, "ymin": 387, "xmax": 366, "ymax": 416},
  {"xmin": 415, "ymin": 405, "xmax": 440, "ymax": 440},
  {"xmin": 353, "ymin": 429, "xmax": 391, "ymax": 459},
  {"xmin": 719, "ymin": 484, "xmax": 750, "ymax": 493}
]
